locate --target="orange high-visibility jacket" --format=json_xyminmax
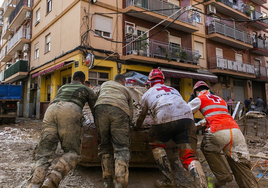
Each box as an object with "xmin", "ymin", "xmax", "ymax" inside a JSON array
[{"xmin": 198, "ymin": 92, "xmax": 240, "ymax": 133}]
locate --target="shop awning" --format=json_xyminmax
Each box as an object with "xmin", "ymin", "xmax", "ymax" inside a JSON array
[
  {"xmin": 32, "ymin": 62, "xmax": 66, "ymax": 78},
  {"xmin": 161, "ymin": 68, "xmax": 218, "ymax": 83}
]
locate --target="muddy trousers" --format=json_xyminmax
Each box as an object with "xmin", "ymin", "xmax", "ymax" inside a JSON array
[
  {"xmin": 95, "ymin": 105, "xmax": 130, "ymax": 188},
  {"xmin": 28, "ymin": 102, "xmax": 83, "ymax": 188},
  {"xmin": 201, "ymin": 128, "xmax": 259, "ymax": 188},
  {"xmin": 178, "ymin": 143, "xmax": 207, "ymax": 188},
  {"xmin": 150, "ymin": 119, "xmax": 207, "ymax": 188}
]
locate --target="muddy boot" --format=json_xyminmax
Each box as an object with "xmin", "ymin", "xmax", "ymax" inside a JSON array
[
  {"xmin": 27, "ymin": 166, "xmax": 48, "ymax": 188},
  {"xmin": 101, "ymin": 154, "xmax": 115, "ymax": 188},
  {"xmin": 41, "ymin": 173, "xmax": 61, "ymax": 188},
  {"xmin": 152, "ymin": 147, "xmax": 177, "ymax": 188},
  {"xmin": 114, "ymin": 159, "xmax": 129, "ymax": 188},
  {"xmin": 188, "ymin": 160, "xmax": 207, "ymax": 188},
  {"xmin": 42, "ymin": 153, "xmax": 80, "ymax": 188}
]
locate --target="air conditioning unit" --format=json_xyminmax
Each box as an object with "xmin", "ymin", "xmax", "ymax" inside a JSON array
[
  {"xmin": 22, "ymin": 44, "xmax": 30, "ymax": 52},
  {"xmin": 30, "ymin": 83, "xmax": 38, "ymax": 90},
  {"xmin": 25, "ymin": 11, "xmax": 31, "ymax": 20},
  {"xmin": 14, "ymin": 51, "xmax": 21, "ymax": 58},
  {"xmin": 208, "ymin": 5, "xmax": 216, "ymax": 14},
  {"xmin": 125, "ymin": 25, "xmax": 137, "ymax": 36}
]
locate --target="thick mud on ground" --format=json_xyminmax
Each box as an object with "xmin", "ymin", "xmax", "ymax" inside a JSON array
[{"xmin": 1, "ymin": 117, "xmax": 268, "ymax": 188}]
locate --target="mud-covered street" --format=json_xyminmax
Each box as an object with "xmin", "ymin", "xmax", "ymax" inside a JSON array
[{"xmin": 1, "ymin": 117, "xmax": 268, "ymax": 188}]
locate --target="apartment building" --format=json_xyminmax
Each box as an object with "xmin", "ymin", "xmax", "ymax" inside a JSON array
[
  {"xmin": 122, "ymin": 0, "xmax": 217, "ymax": 101},
  {"xmin": 0, "ymin": 0, "xmax": 32, "ymax": 117},
  {"xmin": 205, "ymin": 0, "xmax": 268, "ymax": 103},
  {"xmin": 29, "ymin": 0, "xmax": 153, "ymax": 118}
]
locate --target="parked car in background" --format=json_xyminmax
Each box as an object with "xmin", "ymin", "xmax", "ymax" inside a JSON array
[{"xmin": 123, "ymin": 71, "xmax": 148, "ymax": 87}]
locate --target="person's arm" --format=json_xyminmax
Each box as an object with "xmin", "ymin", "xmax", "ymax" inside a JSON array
[
  {"xmin": 188, "ymin": 97, "xmax": 201, "ymax": 114},
  {"xmin": 136, "ymin": 97, "xmax": 148, "ymax": 129},
  {"xmin": 87, "ymin": 89, "xmax": 97, "ymax": 116}
]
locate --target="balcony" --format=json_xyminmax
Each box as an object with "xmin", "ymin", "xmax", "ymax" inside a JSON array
[
  {"xmin": 249, "ymin": 10, "xmax": 268, "ymax": 30},
  {"xmin": 124, "ymin": 36, "xmax": 201, "ymax": 69},
  {"xmin": 9, "ymin": 0, "xmax": 31, "ymax": 30},
  {"xmin": 1, "ymin": 24, "xmax": 14, "ymax": 40},
  {"xmin": 0, "ymin": 45, "xmax": 12, "ymax": 62},
  {"xmin": 205, "ymin": 0, "xmax": 250, "ymax": 20},
  {"xmin": 209, "ymin": 56, "xmax": 256, "ymax": 78},
  {"xmin": 124, "ymin": 0, "xmax": 199, "ymax": 33},
  {"xmin": 255, "ymin": 66, "xmax": 268, "ymax": 78},
  {"xmin": 4, "ymin": 60, "xmax": 28, "ymax": 83},
  {"xmin": 208, "ymin": 20, "xmax": 252, "ymax": 50},
  {"xmin": 250, "ymin": 38, "xmax": 268, "ymax": 56},
  {"xmin": 7, "ymin": 26, "xmax": 30, "ymax": 56},
  {"xmin": 251, "ymin": 0, "xmax": 267, "ymax": 5},
  {"xmin": 3, "ymin": 0, "xmax": 16, "ymax": 18}
]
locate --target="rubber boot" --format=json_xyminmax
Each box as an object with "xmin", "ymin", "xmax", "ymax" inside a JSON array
[
  {"xmin": 41, "ymin": 173, "xmax": 61, "ymax": 188},
  {"xmin": 114, "ymin": 159, "xmax": 129, "ymax": 188},
  {"xmin": 27, "ymin": 166, "xmax": 48, "ymax": 188},
  {"xmin": 42, "ymin": 154, "xmax": 78, "ymax": 188},
  {"xmin": 152, "ymin": 147, "xmax": 177, "ymax": 188},
  {"xmin": 188, "ymin": 160, "xmax": 208, "ymax": 188},
  {"xmin": 101, "ymin": 154, "xmax": 115, "ymax": 188}
]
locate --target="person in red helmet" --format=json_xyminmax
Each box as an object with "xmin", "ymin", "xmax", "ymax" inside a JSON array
[
  {"xmin": 136, "ymin": 68, "xmax": 207, "ymax": 188},
  {"xmin": 188, "ymin": 81, "xmax": 259, "ymax": 188}
]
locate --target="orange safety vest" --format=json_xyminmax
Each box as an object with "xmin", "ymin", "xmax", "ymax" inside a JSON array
[{"xmin": 198, "ymin": 92, "xmax": 240, "ymax": 133}]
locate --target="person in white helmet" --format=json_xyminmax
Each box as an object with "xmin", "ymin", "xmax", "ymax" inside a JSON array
[{"xmin": 136, "ymin": 68, "xmax": 207, "ymax": 188}]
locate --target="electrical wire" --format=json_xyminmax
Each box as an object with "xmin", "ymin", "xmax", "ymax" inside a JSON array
[{"xmin": 91, "ymin": 7, "xmax": 186, "ymax": 68}]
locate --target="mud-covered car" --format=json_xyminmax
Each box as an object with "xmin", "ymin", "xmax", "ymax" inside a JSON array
[{"xmin": 80, "ymin": 86, "xmax": 178, "ymax": 167}]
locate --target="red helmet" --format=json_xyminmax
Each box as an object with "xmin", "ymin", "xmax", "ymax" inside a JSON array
[
  {"xmin": 193, "ymin": 81, "xmax": 210, "ymax": 94},
  {"xmin": 148, "ymin": 68, "xmax": 165, "ymax": 81}
]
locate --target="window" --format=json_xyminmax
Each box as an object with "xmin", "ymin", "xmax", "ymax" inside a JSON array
[
  {"xmin": 45, "ymin": 34, "xmax": 50, "ymax": 53},
  {"xmin": 35, "ymin": 9, "xmax": 40, "ymax": 25},
  {"xmin": 169, "ymin": 35, "xmax": 181, "ymax": 60},
  {"xmin": 235, "ymin": 53, "xmax": 243, "ymax": 63},
  {"xmin": 94, "ymin": 15, "xmax": 112, "ymax": 38},
  {"xmin": 62, "ymin": 76, "xmax": 71, "ymax": 85},
  {"xmin": 194, "ymin": 41, "xmax": 204, "ymax": 58},
  {"xmin": 88, "ymin": 71, "xmax": 109, "ymax": 86},
  {"xmin": 34, "ymin": 43, "xmax": 39, "ymax": 59},
  {"xmin": 47, "ymin": 0, "xmax": 52, "ymax": 14}
]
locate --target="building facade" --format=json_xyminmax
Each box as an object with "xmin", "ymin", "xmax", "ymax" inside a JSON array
[{"xmin": 0, "ymin": 0, "xmax": 268, "ymax": 119}]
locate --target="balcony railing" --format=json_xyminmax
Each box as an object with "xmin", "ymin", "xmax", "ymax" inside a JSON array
[
  {"xmin": 126, "ymin": 36, "xmax": 200, "ymax": 64},
  {"xmin": 126, "ymin": 0, "xmax": 196, "ymax": 26},
  {"xmin": 4, "ymin": 60, "xmax": 28, "ymax": 79},
  {"xmin": 251, "ymin": 10, "xmax": 268, "ymax": 25},
  {"xmin": 9, "ymin": 0, "xmax": 31, "ymax": 24},
  {"xmin": 220, "ymin": 0, "xmax": 250, "ymax": 16},
  {"xmin": 208, "ymin": 20, "xmax": 252, "ymax": 44},
  {"xmin": 253, "ymin": 37, "xmax": 268, "ymax": 50},
  {"xmin": 209, "ymin": 56, "xmax": 255, "ymax": 74},
  {"xmin": 4, "ymin": 0, "xmax": 16, "ymax": 13},
  {"xmin": 255, "ymin": 66, "xmax": 268, "ymax": 77},
  {"xmin": 7, "ymin": 26, "xmax": 30, "ymax": 52},
  {"xmin": 0, "ymin": 45, "xmax": 8, "ymax": 59}
]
